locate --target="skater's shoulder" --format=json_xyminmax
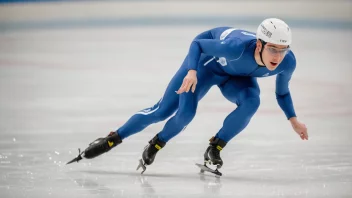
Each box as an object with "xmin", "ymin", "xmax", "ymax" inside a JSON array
[
  {"xmin": 209, "ymin": 26, "xmax": 233, "ymax": 33},
  {"xmin": 281, "ymin": 50, "xmax": 297, "ymax": 71},
  {"xmin": 210, "ymin": 27, "xmax": 255, "ymax": 41},
  {"xmin": 285, "ymin": 51, "xmax": 296, "ymax": 65},
  {"xmin": 224, "ymin": 29, "xmax": 257, "ymax": 47}
]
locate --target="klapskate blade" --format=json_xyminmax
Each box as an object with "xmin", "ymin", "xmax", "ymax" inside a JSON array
[
  {"xmin": 136, "ymin": 159, "xmax": 146, "ymax": 174},
  {"xmin": 66, "ymin": 148, "xmax": 83, "ymax": 165},
  {"xmin": 195, "ymin": 163, "xmax": 222, "ymax": 176},
  {"xmin": 66, "ymin": 155, "xmax": 83, "ymax": 165}
]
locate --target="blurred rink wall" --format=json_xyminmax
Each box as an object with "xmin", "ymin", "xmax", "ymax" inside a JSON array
[
  {"xmin": 0, "ymin": 0, "xmax": 350, "ymax": 131},
  {"xmin": 0, "ymin": 0, "xmax": 351, "ymax": 31}
]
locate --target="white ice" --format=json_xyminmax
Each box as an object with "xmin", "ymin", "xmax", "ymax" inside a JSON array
[{"xmin": 0, "ymin": 26, "xmax": 351, "ymax": 198}]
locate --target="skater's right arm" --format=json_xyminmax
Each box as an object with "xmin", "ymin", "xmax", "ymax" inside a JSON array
[
  {"xmin": 176, "ymin": 69, "xmax": 197, "ymax": 94},
  {"xmin": 178, "ymin": 29, "xmax": 245, "ymax": 94}
]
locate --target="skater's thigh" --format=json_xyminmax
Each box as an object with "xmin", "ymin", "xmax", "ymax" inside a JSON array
[
  {"xmin": 159, "ymin": 57, "xmax": 189, "ymax": 109},
  {"xmin": 164, "ymin": 55, "xmax": 222, "ymax": 105},
  {"xmin": 218, "ymin": 76, "xmax": 260, "ymax": 104},
  {"xmin": 157, "ymin": 56, "xmax": 201, "ymax": 113}
]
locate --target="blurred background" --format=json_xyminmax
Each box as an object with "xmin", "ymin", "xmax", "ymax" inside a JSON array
[
  {"xmin": 1, "ymin": 0, "xmax": 351, "ymax": 30},
  {"xmin": 0, "ymin": 1, "xmax": 351, "ymax": 198}
]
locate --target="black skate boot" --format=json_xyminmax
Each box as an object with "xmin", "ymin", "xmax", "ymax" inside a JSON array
[
  {"xmin": 136, "ymin": 134, "xmax": 166, "ymax": 174},
  {"xmin": 66, "ymin": 131, "xmax": 122, "ymax": 164},
  {"xmin": 204, "ymin": 136, "xmax": 227, "ymax": 168},
  {"xmin": 196, "ymin": 137, "xmax": 227, "ymax": 177}
]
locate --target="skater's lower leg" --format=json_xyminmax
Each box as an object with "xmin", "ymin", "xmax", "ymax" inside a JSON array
[
  {"xmin": 215, "ymin": 96, "xmax": 260, "ymax": 142},
  {"xmin": 203, "ymin": 95, "xmax": 260, "ymax": 169},
  {"xmin": 117, "ymin": 96, "xmax": 179, "ymax": 139},
  {"xmin": 157, "ymin": 91, "xmax": 197, "ymax": 142},
  {"xmin": 137, "ymin": 92, "xmax": 197, "ymax": 172}
]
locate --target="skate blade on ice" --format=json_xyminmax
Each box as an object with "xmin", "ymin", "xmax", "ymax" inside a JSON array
[
  {"xmin": 66, "ymin": 148, "xmax": 84, "ymax": 165},
  {"xmin": 136, "ymin": 159, "xmax": 146, "ymax": 174},
  {"xmin": 195, "ymin": 163, "xmax": 222, "ymax": 177}
]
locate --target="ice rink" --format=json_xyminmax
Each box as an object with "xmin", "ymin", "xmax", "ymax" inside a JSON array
[{"xmin": 0, "ymin": 23, "xmax": 351, "ymax": 197}]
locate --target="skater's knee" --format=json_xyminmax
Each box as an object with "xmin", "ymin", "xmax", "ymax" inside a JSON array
[
  {"xmin": 176, "ymin": 109, "xmax": 196, "ymax": 124},
  {"xmin": 248, "ymin": 96, "xmax": 260, "ymax": 109},
  {"xmin": 242, "ymin": 96, "xmax": 260, "ymax": 115},
  {"xmin": 238, "ymin": 88, "xmax": 260, "ymax": 115}
]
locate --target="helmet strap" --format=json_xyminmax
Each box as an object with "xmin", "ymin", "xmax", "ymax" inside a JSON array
[{"xmin": 259, "ymin": 39, "xmax": 267, "ymax": 67}]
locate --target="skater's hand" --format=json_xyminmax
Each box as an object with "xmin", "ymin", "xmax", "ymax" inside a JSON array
[
  {"xmin": 176, "ymin": 70, "xmax": 197, "ymax": 94},
  {"xmin": 290, "ymin": 117, "xmax": 308, "ymax": 140}
]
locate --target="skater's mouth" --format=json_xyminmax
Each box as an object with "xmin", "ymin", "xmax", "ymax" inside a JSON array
[{"xmin": 270, "ymin": 62, "xmax": 278, "ymax": 67}]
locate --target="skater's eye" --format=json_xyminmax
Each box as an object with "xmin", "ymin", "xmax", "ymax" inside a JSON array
[{"xmin": 266, "ymin": 46, "xmax": 290, "ymax": 56}]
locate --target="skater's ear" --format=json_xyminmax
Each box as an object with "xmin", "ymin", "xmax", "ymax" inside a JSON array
[{"xmin": 256, "ymin": 40, "xmax": 263, "ymax": 52}]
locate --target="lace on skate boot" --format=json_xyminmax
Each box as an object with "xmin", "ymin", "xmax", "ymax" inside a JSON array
[{"xmin": 137, "ymin": 135, "xmax": 166, "ymax": 174}]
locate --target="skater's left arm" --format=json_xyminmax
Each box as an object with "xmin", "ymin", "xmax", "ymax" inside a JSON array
[{"xmin": 276, "ymin": 61, "xmax": 308, "ymax": 140}]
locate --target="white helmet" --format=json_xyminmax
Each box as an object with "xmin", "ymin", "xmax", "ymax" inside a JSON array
[{"xmin": 256, "ymin": 18, "xmax": 292, "ymax": 45}]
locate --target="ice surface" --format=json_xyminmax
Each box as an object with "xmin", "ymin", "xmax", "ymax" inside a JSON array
[{"xmin": 0, "ymin": 26, "xmax": 351, "ymax": 198}]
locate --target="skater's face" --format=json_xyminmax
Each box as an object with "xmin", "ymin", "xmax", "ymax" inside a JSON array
[{"xmin": 256, "ymin": 40, "xmax": 290, "ymax": 71}]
